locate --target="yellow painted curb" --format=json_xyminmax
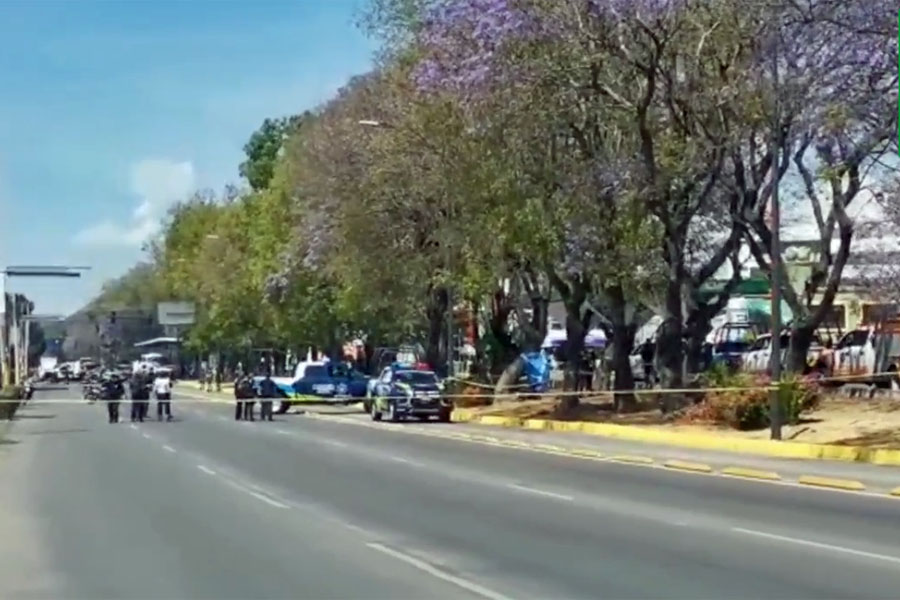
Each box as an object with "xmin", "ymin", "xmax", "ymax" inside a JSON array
[
  {"xmin": 663, "ymin": 460, "xmax": 713, "ymax": 473},
  {"xmin": 452, "ymin": 412, "xmax": 900, "ymax": 467},
  {"xmin": 535, "ymin": 443, "xmax": 565, "ymax": 452},
  {"xmin": 889, "ymin": 487, "xmax": 900, "ymax": 497},
  {"xmin": 610, "ymin": 454, "xmax": 654, "ymax": 464},
  {"xmin": 569, "ymin": 448, "xmax": 604, "ymax": 458},
  {"xmin": 721, "ymin": 467, "xmax": 782, "ymax": 481},
  {"xmin": 797, "ymin": 475, "xmax": 866, "ymax": 491}
]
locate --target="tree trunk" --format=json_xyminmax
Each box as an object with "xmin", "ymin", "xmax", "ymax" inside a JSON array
[
  {"xmin": 494, "ymin": 355, "xmax": 525, "ymax": 395},
  {"xmin": 657, "ymin": 278, "xmax": 685, "ymax": 388},
  {"xmin": 787, "ymin": 325, "xmax": 815, "ymax": 374},
  {"xmin": 609, "ymin": 321, "xmax": 637, "ymax": 412},
  {"xmin": 425, "ymin": 288, "xmax": 448, "ymax": 375},
  {"xmin": 560, "ymin": 304, "xmax": 587, "ymax": 412}
]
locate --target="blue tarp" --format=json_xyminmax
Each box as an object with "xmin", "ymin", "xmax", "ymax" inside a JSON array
[{"xmin": 521, "ymin": 351, "xmax": 550, "ymax": 392}]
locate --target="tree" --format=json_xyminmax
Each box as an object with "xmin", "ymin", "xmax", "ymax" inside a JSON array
[
  {"xmin": 239, "ymin": 114, "xmax": 308, "ymax": 191},
  {"xmin": 733, "ymin": 0, "xmax": 897, "ymax": 371}
]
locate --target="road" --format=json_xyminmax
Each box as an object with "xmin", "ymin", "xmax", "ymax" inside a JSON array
[{"xmin": 1, "ymin": 384, "xmax": 900, "ymax": 599}]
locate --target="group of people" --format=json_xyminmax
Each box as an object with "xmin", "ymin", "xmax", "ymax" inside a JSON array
[
  {"xmin": 128, "ymin": 367, "xmax": 173, "ymax": 423},
  {"xmin": 99, "ymin": 367, "xmax": 173, "ymax": 424},
  {"xmin": 233, "ymin": 372, "xmax": 278, "ymax": 422}
]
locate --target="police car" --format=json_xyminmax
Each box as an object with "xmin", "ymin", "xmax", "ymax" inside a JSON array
[{"xmin": 369, "ymin": 367, "xmax": 450, "ymax": 422}]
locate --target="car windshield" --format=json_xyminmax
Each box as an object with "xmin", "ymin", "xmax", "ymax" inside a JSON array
[
  {"xmin": 394, "ymin": 371, "xmax": 438, "ymax": 385},
  {"xmin": 304, "ymin": 365, "xmax": 329, "ymax": 378}
]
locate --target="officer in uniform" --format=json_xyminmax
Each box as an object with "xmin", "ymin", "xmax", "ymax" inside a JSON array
[
  {"xmin": 103, "ymin": 372, "xmax": 123, "ymax": 423},
  {"xmin": 258, "ymin": 372, "xmax": 277, "ymax": 422},
  {"xmin": 130, "ymin": 368, "xmax": 150, "ymax": 422},
  {"xmin": 234, "ymin": 374, "xmax": 250, "ymax": 420}
]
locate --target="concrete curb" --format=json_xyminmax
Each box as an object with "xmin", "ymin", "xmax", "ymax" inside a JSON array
[
  {"xmin": 302, "ymin": 412, "xmax": 900, "ymax": 500},
  {"xmin": 797, "ymin": 475, "xmax": 866, "ymax": 491},
  {"xmin": 451, "ymin": 410, "xmax": 900, "ymax": 467}
]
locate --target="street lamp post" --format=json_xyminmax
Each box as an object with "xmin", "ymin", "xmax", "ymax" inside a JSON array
[{"xmin": 1, "ymin": 266, "xmax": 89, "ymax": 386}]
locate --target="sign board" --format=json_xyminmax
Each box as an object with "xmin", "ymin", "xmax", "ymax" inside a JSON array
[{"xmin": 157, "ymin": 301, "xmax": 196, "ymax": 326}]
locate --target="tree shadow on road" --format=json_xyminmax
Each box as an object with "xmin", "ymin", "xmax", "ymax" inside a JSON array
[
  {"xmin": 25, "ymin": 428, "xmax": 91, "ymax": 436},
  {"xmin": 13, "ymin": 413, "xmax": 57, "ymax": 420}
]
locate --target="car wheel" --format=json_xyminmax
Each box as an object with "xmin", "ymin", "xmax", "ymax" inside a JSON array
[
  {"xmin": 371, "ymin": 400, "xmax": 382, "ymax": 421},
  {"xmin": 387, "ymin": 401, "xmax": 400, "ymax": 422},
  {"xmin": 438, "ymin": 408, "xmax": 451, "ymax": 423}
]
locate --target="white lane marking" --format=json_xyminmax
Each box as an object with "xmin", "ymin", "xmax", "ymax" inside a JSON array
[
  {"xmin": 389, "ymin": 456, "xmax": 423, "ymax": 466},
  {"xmin": 366, "ymin": 543, "xmax": 511, "ymax": 600},
  {"xmin": 222, "ymin": 477, "xmax": 290, "ymax": 510},
  {"xmin": 322, "ymin": 439, "xmax": 348, "ymax": 448},
  {"xmin": 507, "ymin": 483, "xmax": 573, "ymax": 502},
  {"xmin": 197, "ymin": 465, "xmax": 217, "ymax": 476},
  {"xmin": 247, "ymin": 490, "xmax": 290, "ymax": 509},
  {"xmin": 733, "ymin": 528, "xmax": 900, "ymax": 565},
  {"xmin": 275, "ymin": 429, "xmax": 292, "ymax": 435},
  {"xmin": 141, "ymin": 433, "xmax": 152, "ymax": 440},
  {"xmin": 129, "ymin": 424, "xmax": 137, "ymax": 430},
  {"xmin": 217, "ymin": 415, "xmax": 227, "ymax": 421},
  {"xmin": 162, "ymin": 445, "xmax": 176, "ymax": 453}
]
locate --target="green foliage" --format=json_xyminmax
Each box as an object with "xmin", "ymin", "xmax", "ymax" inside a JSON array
[
  {"xmin": 239, "ymin": 114, "xmax": 308, "ymax": 191},
  {"xmin": 683, "ymin": 370, "xmax": 821, "ymax": 430}
]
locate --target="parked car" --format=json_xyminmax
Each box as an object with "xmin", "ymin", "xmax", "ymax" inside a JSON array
[{"xmin": 369, "ymin": 368, "xmax": 450, "ymax": 422}]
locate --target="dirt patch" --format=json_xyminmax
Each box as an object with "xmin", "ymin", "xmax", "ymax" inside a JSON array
[{"xmin": 469, "ymin": 393, "xmax": 900, "ymax": 448}]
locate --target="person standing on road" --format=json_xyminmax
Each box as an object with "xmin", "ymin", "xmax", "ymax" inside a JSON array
[
  {"xmin": 234, "ymin": 374, "xmax": 251, "ymax": 420},
  {"xmin": 154, "ymin": 369, "xmax": 173, "ymax": 421},
  {"xmin": 258, "ymin": 372, "xmax": 276, "ymax": 422}
]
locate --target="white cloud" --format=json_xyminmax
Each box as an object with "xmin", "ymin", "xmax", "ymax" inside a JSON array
[{"xmin": 73, "ymin": 158, "xmax": 195, "ymax": 246}]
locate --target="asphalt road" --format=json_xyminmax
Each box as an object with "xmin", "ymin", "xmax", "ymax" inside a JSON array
[{"xmin": 2, "ymin": 384, "xmax": 900, "ymax": 599}]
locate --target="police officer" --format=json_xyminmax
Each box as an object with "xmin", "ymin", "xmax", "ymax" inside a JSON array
[
  {"xmin": 234, "ymin": 374, "xmax": 248, "ymax": 420},
  {"xmin": 130, "ymin": 369, "xmax": 150, "ymax": 422},
  {"xmin": 103, "ymin": 373, "xmax": 122, "ymax": 423},
  {"xmin": 244, "ymin": 376, "xmax": 256, "ymax": 421},
  {"xmin": 258, "ymin": 372, "xmax": 276, "ymax": 422}
]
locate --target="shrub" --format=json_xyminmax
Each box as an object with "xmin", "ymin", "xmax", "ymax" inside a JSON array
[
  {"xmin": 0, "ymin": 386, "xmax": 23, "ymax": 420},
  {"xmin": 680, "ymin": 371, "xmax": 821, "ymax": 431}
]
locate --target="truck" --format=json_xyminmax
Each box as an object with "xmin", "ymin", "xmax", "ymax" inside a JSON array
[{"xmin": 38, "ymin": 356, "xmax": 59, "ymax": 381}]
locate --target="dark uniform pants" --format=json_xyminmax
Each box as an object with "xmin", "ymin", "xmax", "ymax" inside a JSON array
[
  {"xmin": 243, "ymin": 400, "xmax": 255, "ymax": 421},
  {"xmin": 132, "ymin": 399, "xmax": 149, "ymax": 422},
  {"xmin": 260, "ymin": 399, "xmax": 273, "ymax": 421},
  {"xmin": 235, "ymin": 399, "xmax": 245, "ymax": 420},
  {"xmin": 157, "ymin": 394, "xmax": 171, "ymax": 420},
  {"xmin": 107, "ymin": 401, "xmax": 120, "ymax": 423}
]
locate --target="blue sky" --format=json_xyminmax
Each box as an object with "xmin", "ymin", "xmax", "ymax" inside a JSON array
[{"xmin": 0, "ymin": 0, "xmax": 377, "ymax": 316}]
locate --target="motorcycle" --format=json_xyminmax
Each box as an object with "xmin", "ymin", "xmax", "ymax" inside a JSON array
[{"xmin": 23, "ymin": 381, "xmax": 34, "ymax": 401}]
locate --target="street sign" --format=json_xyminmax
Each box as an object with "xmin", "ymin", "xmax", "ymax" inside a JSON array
[{"xmin": 157, "ymin": 301, "xmax": 196, "ymax": 326}]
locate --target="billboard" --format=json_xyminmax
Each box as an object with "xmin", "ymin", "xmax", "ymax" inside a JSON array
[{"xmin": 157, "ymin": 301, "xmax": 196, "ymax": 326}]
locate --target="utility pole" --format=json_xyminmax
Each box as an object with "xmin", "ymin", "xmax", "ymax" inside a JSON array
[
  {"xmin": 768, "ymin": 23, "xmax": 783, "ymax": 441},
  {"xmin": 0, "ymin": 274, "xmax": 8, "ymax": 387}
]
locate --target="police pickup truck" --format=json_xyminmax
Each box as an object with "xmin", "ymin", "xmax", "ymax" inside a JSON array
[
  {"xmin": 252, "ymin": 360, "xmax": 369, "ymax": 414},
  {"xmin": 369, "ymin": 368, "xmax": 450, "ymax": 422}
]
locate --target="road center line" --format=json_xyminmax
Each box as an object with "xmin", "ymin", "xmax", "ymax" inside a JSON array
[
  {"xmin": 222, "ymin": 477, "xmax": 290, "ymax": 509},
  {"xmin": 322, "ymin": 439, "xmax": 348, "ymax": 448},
  {"xmin": 389, "ymin": 456, "xmax": 423, "ymax": 466},
  {"xmin": 275, "ymin": 429, "xmax": 292, "ymax": 435},
  {"xmin": 247, "ymin": 490, "xmax": 290, "ymax": 509},
  {"xmin": 129, "ymin": 424, "xmax": 137, "ymax": 430},
  {"xmin": 197, "ymin": 465, "xmax": 217, "ymax": 476},
  {"xmin": 733, "ymin": 527, "xmax": 900, "ymax": 564},
  {"xmin": 162, "ymin": 445, "xmax": 176, "ymax": 453},
  {"xmin": 141, "ymin": 433, "xmax": 152, "ymax": 440},
  {"xmin": 366, "ymin": 542, "xmax": 511, "ymax": 600},
  {"xmin": 507, "ymin": 483, "xmax": 573, "ymax": 501}
]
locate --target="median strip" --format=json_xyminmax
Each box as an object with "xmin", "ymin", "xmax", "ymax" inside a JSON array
[{"xmin": 797, "ymin": 475, "xmax": 866, "ymax": 491}]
